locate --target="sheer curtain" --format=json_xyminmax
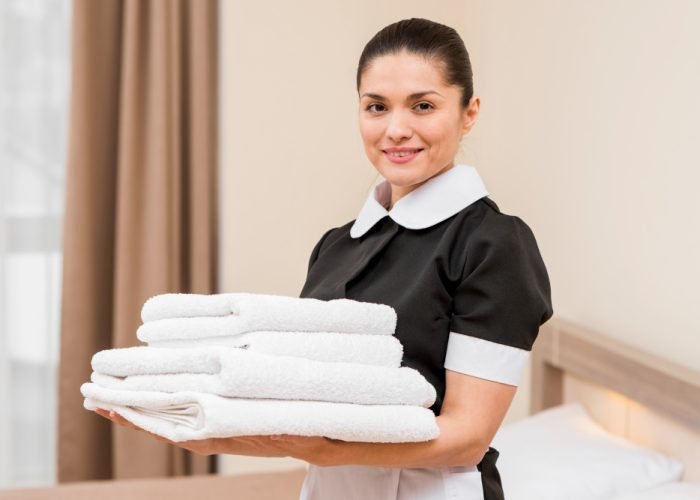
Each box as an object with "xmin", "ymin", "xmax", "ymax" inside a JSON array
[{"xmin": 0, "ymin": 0, "xmax": 71, "ymax": 489}]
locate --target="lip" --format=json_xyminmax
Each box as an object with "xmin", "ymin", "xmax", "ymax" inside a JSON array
[
  {"xmin": 383, "ymin": 147, "xmax": 423, "ymax": 153},
  {"xmin": 383, "ymin": 147, "xmax": 424, "ymax": 164}
]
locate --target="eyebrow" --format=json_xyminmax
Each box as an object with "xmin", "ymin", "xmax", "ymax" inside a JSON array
[{"xmin": 360, "ymin": 90, "xmax": 443, "ymax": 101}]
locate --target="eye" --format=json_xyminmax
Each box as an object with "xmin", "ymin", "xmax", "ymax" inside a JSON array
[
  {"xmin": 365, "ymin": 103, "xmax": 386, "ymax": 113},
  {"xmin": 414, "ymin": 101, "xmax": 434, "ymax": 112}
]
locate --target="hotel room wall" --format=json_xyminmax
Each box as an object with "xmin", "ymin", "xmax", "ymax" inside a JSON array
[
  {"xmin": 217, "ymin": 0, "xmax": 471, "ymax": 475},
  {"xmin": 462, "ymin": 0, "xmax": 700, "ymax": 420}
]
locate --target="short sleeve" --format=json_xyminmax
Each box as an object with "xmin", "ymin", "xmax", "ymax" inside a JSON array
[
  {"xmin": 444, "ymin": 215, "xmax": 554, "ymax": 386},
  {"xmin": 305, "ymin": 226, "xmax": 336, "ymax": 274}
]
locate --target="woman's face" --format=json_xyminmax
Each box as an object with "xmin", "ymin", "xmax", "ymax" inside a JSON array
[{"xmin": 358, "ymin": 49, "xmax": 479, "ymax": 202}]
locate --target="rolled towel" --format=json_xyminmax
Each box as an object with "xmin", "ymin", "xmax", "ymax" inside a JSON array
[
  {"xmin": 91, "ymin": 346, "xmax": 435, "ymax": 407},
  {"xmin": 140, "ymin": 292, "xmax": 396, "ymax": 335},
  {"xmin": 145, "ymin": 331, "xmax": 404, "ymax": 368},
  {"xmin": 81, "ymin": 383, "xmax": 440, "ymax": 443}
]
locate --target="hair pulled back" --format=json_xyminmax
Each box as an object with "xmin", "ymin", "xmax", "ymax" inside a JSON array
[{"xmin": 356, "ymin": 18, "xmax": 474, "ymax": 109}]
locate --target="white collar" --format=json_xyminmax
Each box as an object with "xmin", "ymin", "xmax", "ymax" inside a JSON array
[{"xmin": 349, "ymin": 164, "xmax": 489, "ymax": 238}]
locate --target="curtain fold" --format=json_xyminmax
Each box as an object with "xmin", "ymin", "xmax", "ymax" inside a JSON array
[{"xmin": 58, "ymin": 0, "xmax": 218, "ymax": 482}]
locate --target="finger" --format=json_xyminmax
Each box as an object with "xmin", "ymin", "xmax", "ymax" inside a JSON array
[
  {"xmin": 95, "ymin": 408, "xmax": 117, "ymax": 422},
  {"xmin": 270, "ymin": 434, "xmax": 297, "ymax": 441},
  {"xmin": 179, "ymin": 438, "xmax": 212, "ymax": 451},
  {"xmin": 150, "ymin": 434, "xmax": 174, "ymax": 444},
  {"xmin": 107, "ymin": 412, "xmax": 154, "ymax": 436},
  {"xmin": 109, "ymin": 411, "xmax": 141, "ymax": 431},
  {"xmin": 93, "ymin": 409, "xmax": 173, "ymax": 445},
  {"xmin": 109, "ymin": 411, "xmax": 139, "ymax": 429}
]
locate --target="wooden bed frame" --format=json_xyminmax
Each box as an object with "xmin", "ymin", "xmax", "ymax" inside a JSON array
[{"xmin": 531, "ymin": 317, "xmax": 700, "ymax": 481}]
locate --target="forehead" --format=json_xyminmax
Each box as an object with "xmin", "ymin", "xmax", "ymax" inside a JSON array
[{"xmin": 359, "ymin": 50, "xmax": 449, "ymax": 96}]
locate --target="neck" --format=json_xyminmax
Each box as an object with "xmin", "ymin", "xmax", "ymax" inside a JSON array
[
  {"xmin": 387, "ymin": 163, "xmax": 457, "ymax": 210},
  {"xmin": 388, "ymin": 185, "xmax": 414, "ymax": 210}
]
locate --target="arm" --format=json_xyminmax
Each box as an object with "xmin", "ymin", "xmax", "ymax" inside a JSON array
[{"xmin": 315, "ymin": 368, "xmax": 516, "ymax": 468}]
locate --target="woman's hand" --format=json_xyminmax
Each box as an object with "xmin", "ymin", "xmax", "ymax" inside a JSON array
[{"xmin": 93, "ymin": 408, "xmax": 340, "ymax": 464}]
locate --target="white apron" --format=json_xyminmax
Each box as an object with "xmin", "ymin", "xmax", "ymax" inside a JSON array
[{"xmin": 298, "ymin": 463, "xmax": 485, "ymax": 500}]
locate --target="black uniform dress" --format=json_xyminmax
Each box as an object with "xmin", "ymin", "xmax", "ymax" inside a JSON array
[{"xmin": 297, "ymin": 164, "xmax": 553, "ymax": 500}]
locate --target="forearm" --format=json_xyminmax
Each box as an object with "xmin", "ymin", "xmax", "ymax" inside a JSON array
[{"xmin": 315, "ymin": 414, "xmax": 487, "ymax": 468}]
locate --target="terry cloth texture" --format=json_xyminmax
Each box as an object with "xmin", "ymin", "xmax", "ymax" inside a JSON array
[
  {"xmin": 143, "ymin": 330, "xmax": 404, "ymax": 367},
  {"xmin": 82, "ymin": 383, "xmax": 441, "ymax": 443},
  {"xmin": 139, "ymin": 292, "xmax": 396, "ymax": 338},
  {"xmin": 90, "ymin": 346, "xmax": 435, "ymax": 406}
]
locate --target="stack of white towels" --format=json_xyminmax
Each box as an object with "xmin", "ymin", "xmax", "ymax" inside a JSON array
[{"xmin": 81, "ymin": 292, "xmax": 440, "ymax": 443}]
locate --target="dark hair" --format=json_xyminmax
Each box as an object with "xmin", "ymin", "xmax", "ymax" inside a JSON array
[{"xmin": 356, "ymin": 18, "xmax": 474, "ymax": 109}]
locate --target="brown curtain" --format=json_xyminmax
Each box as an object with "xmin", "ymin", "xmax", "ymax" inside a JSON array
[{"xmin": 58, "ymin": 0, "xmax": 218, "ymax": 482}]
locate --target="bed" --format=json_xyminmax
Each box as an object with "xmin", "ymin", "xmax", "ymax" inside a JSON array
[{"xmin": 490, "ymin": 316, "xmax": 700, "ymax": 499}]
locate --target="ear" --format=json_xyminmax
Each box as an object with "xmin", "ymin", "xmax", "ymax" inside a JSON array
[{"xmin": 460, "ymin": 96, "xmax": 480, "ymax": 136}]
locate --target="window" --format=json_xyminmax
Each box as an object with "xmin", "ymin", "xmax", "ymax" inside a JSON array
[{"xmin": 0, "ymin": 0, "xmax": 71, "ymax": 488}]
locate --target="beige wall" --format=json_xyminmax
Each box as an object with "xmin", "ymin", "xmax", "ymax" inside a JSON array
[
  {"xmin": 218, "ymin": 0, "xmax": 700, "ymax": 474},
  {"xmin": 463, "ymin": 0, "xmax": 700, "ymax": 419},
  {"xmin": 217, "ymin": 0, "xmax": 471, "ymax": 474},
  {"xmin": 219, "ymin": 0, "xmax": 472, "ymax": 297}
]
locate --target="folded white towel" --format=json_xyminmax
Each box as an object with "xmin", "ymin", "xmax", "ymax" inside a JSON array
[
  {"xmin": 81, "ymin": 383, "xmax": 440, "ymax": 443},
  {"xmin": 91, "ymin": 346, "xmax": 435, "ymax": 407},
  {"xmin": 140, "ymin": 292, "xmax": 397, "ymax": 335},
  {"xmin": 145, "ymin": 331, "xmax": 404, "ymax": 368},
  {"xmin": 137, "ymin": 316, "xmax": 398, "ymax": 344}
]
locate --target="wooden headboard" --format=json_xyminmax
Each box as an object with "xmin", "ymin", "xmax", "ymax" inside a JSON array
[{"xmin": 531, "ymin": 317, "xmax": 700, "ymax": 481}]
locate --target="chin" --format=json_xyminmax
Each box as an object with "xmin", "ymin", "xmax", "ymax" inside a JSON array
[{"xmin": 375, "ymin": 161, "xmax": 430, "ymax": 186}]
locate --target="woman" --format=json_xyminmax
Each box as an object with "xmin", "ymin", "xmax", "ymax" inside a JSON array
[{"xmin": 98, "ymin": 17, "xmax": 553, "ymax": 500}]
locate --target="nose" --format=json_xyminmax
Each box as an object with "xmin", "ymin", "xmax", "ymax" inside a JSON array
[{"xmin": 385, "ymin": 109, "xmax": 413, "ymax": 143}]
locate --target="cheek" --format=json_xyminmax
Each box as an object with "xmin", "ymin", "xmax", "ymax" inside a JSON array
[
  {"xmin": 419, "ymin": 116, "xmax": 461, "ymax": 145},
  {"xmin": 359, "ymin": 120, "xmax": 383, "ymax": 145}
]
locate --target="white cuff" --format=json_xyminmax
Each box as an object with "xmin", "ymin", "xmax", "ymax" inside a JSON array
[{"xmin": 443, "ymin": 331, "xmax": 530, "ymax": 386}]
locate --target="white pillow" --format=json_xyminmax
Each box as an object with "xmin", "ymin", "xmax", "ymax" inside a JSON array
[
  {"xmin": 613, "ymin": 481, "xmax": 700, "ymax": 500},
  {"xmin": 490, "ymin": 403, "xmax": 683, "ymax": 500}
]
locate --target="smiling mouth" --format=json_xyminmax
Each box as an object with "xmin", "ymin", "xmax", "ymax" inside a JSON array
[{"xmin": 383, "ymin": 148, "xmax": 424, "ymax": 157}]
